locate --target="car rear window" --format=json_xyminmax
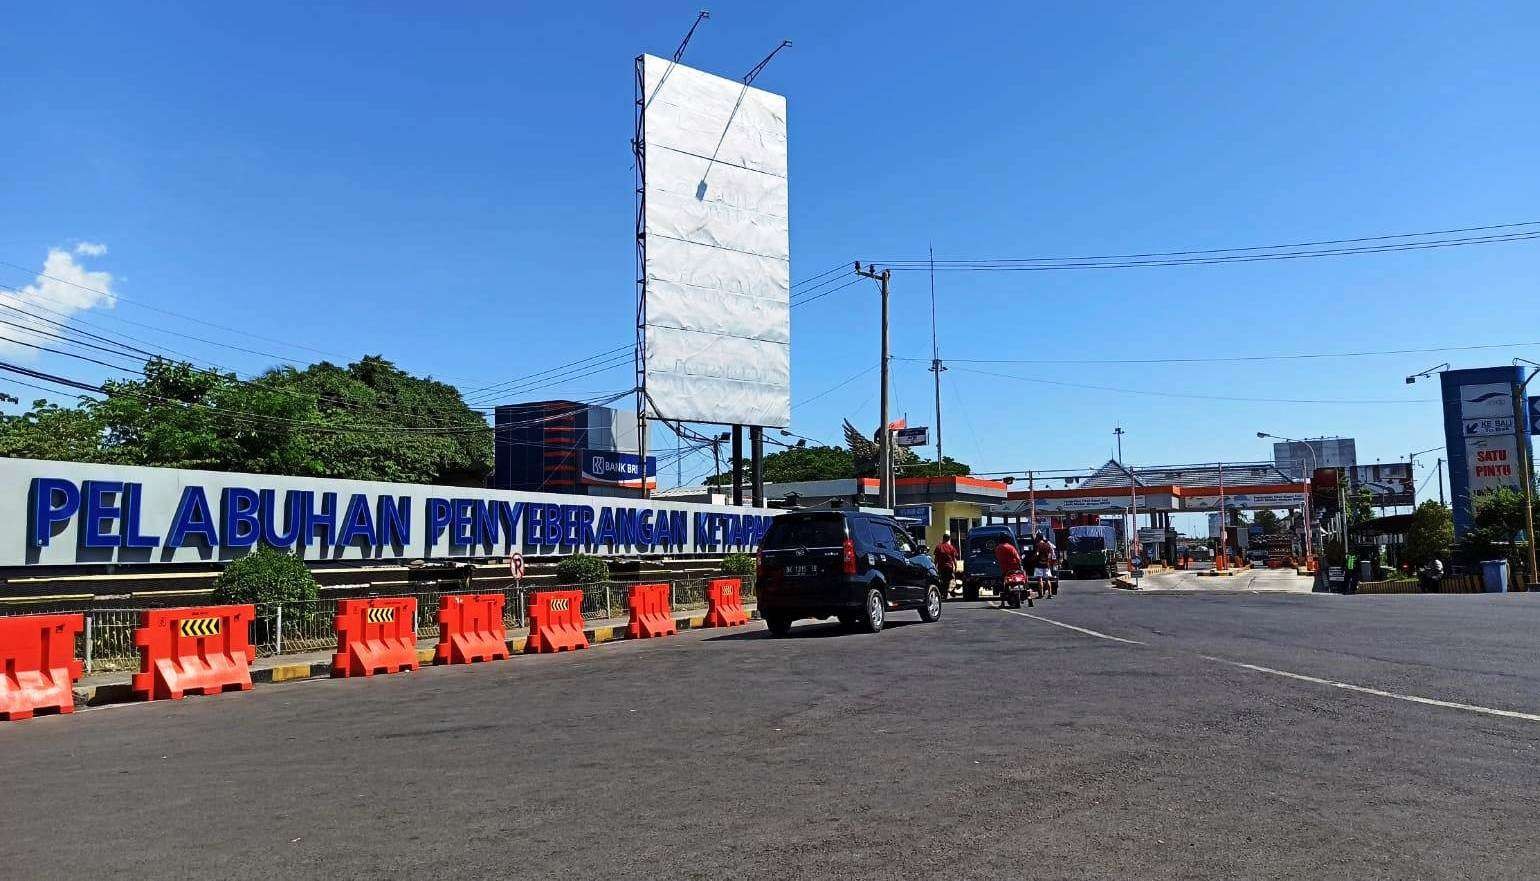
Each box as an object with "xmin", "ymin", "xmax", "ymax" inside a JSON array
[
  {"xmin": 967, "ymin": 533, "xmax": 1009, "ymax": 555},
  {"xmin": 762, "ymin": 514, "xmax": 848, "ymax": 549}
]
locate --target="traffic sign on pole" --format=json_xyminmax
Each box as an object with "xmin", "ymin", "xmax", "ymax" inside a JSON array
[{"xmin": 509, "ymin": 552, "xmax": 525, "ymax": 585}]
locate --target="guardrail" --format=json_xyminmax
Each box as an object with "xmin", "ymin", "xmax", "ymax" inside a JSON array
[{"xmin": 5, "ymin": 576, "xmax": 755, "ymax": 674}]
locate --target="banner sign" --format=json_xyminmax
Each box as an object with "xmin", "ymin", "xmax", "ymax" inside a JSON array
[
  {"xmin": 894, "ymin": 427, "xmax": 929, "ymax": 447},
  {"xmin": 3, "ymin": 458, "xmax": 772, "ymax": 568},
  {"xmin": 1181, "ymin": 493, "xmax": 1305, "ymax": 511},
  {"xmin": 1440, "ymin": 366, "xmax": 1533, "ymax": 538},
  {"xmin": 580, "ymin": 450, "xmax": 657, "ymax": 488},
  {"xmin": 1350, "ymin": 463, "xmax": 1414, "ymax": 507},
  {"xmin": 893, "ymin": 504, "xmax": 932, "ymax": 526}
]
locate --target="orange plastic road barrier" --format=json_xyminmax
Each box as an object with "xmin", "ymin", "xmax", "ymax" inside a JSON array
[
  {"xmin": 132, "ymin": 605, "xmax": 256, "ymax": 702},
  {"xmin": 332, "ymin": 597, "xmax": 420, "ymax": 677},
  {"xmin": 703, "ymin": 578, "xmax": 750, "ymax": 628},
  {"xmin": 526, "ymin": 590, "xmax": 588, "ymax": 653},
  {"xmin": 434, "ymin": 594, "xmax": 510, "ymax": 665},
  {"xmin": 1, "ymin": 613, "xmax": 84, "ymax": 721},
  {"xmin": 626, "ymin": 583, "xmax": 677, "ymax": 639}
]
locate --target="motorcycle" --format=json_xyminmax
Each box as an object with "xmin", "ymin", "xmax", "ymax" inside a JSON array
[{"xmin": 1002, "ymin": 571, "xmax": 1032, "ymax": 608}]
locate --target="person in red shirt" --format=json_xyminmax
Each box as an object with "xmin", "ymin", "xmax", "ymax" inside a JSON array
[
  {"xmin": 934, "ymin": 533, "xmax": 959, "ymax": 596},
  {"xmin": 993, "ymin": 536, "xmax": 1032, "ymax": 608}
]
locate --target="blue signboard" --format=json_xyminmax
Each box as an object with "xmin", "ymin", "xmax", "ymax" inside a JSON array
[
  {"xmin": 1530, "ymin": 396, "xmax": 1540, "ymax": 435},
  {"xmin": 893, "ymin": 504, "xmax": 932, "ymax": 526},
  {"xmin": 1439, "ymin": 367, "xmax": 1532, "ymax": 538},
  {"xmin": 581, "ymin": 450, "xmax": 656, "ymax": 488}
]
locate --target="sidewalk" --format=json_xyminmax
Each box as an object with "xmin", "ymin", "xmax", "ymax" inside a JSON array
[
  {"xmin": 73, "ymin": 603, "xmax": 760, "ymax": 707},
  {"xmin": 1114, "ymin": 569, "xmax": 1315, "ymax": 594}
]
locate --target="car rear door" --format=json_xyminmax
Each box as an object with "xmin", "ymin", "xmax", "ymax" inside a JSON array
[{"xmin": 759, "ymin": 514, "xmax": 849, "ymax": 602}]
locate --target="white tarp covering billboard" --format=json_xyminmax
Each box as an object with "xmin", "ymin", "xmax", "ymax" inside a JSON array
[{"xmin": 641, "ymin": 53, "xmax": 790, "ymax": 427}]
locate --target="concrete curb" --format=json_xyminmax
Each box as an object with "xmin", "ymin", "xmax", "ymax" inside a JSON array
[{"xmin": 73, "ymin": 609, "xmax": 759, "ymax": 709}]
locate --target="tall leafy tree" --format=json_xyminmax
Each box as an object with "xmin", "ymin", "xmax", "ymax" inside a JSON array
[
  {"xmin": 0, "ymin": 356, "xmax": 492, "ymax": 485},
  {"xmin": 1404, "ymin": 500, "xmax": 1453, "ymax": 568}
]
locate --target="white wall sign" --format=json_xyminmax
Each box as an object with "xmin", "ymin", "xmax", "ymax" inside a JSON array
[{"xmin": 3, "ymin": 458, "xmax": 773, "ymax": 568}]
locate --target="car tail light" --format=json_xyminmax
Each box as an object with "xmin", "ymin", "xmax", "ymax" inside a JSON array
[{"xmin": 842, "ymin": 537, "xmax": 858, "ymax": 575}]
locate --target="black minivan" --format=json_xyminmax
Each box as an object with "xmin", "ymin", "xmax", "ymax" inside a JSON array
[{"xmin": 755, "ymin": 510, "xmax": 944, "ymax": 636}]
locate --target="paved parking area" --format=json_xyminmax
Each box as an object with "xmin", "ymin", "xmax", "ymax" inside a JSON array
[{"xmin": 4, "ymin": 581, "xmax": 1538, "ymax": 879}]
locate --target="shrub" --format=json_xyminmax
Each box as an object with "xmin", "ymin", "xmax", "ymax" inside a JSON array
[
  {"xmin": 720, "ymin": 553, "xmax": 756, "ymax": 577},
  {"xmin": 555, "ymin": 553, "xmax": 610, "ymax": 586},
  {"xmin": 211, "ymin": 546, "xmax": 319, "ymax": 607}
]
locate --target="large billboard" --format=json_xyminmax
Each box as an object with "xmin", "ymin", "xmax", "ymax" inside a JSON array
[
  {"xmin": 639, "ymin": 54, "xmax": 790, "ymax": 427},
  {"xmin": 1350, "ymin": 463, "xmax": 1414, "ymax": 508},
  {"xmin": 2, "ymin": 458, "xmax": 770, "ymax": 568},
  {"xmin": 1440, "ymin": 366, "xmax": 1532, "ymax": 537}
]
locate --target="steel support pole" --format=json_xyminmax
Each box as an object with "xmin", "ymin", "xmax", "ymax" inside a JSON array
[
  {"xmin": 750, "ymin": 426, "xmax": 765, "ymax": 507},
  {"xmin": 732, "ymin": 425, "xmax": 744, "ymax": 506}
]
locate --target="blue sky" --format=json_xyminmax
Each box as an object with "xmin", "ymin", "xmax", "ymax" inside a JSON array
[{"xmin": 3, "ymin": 1, "xmax": 1539, "ymax": 501}]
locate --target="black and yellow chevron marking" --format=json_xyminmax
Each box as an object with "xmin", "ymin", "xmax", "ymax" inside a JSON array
[
  {"xmin": 366, "ymin": 607, "xmax": 396, "ymax": 624},
  {"xmin": 178, "ymin": 617, "xmax": 221, "ymax": 637}
]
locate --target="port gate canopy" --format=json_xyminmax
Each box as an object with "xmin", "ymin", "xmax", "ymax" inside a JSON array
[{"xmin": 994, "ymin": 461, "xmax": 1307, "ymax": 516}]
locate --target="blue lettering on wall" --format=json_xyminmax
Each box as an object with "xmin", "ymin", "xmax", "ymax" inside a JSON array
[
  {"xmin": 338, "ymin": 493, "xmax": 376, "ymax": 546},
  {"xmin": 470, "ymin": 500, "xmax": 498, "ymax": 548},
  {"xmin": 451, "ymin": 498, "xmax": 475, "ymax": 547},
  {"xmin": 81, "ymin": 480, "xmax": 125, "ymax": 549},
  {"xmin": 122, "ymin": 483, "xmax": 159, "ymax": 548},
  {"xmin": 167, "ymin": 486, "xmax": 219, "ymax": 548},
  {"xmin": 426, "ymin": 498, "xmax": 452, "ymax": 549},
  {"xmin": 377, "ymin": 496, "xmax": 410, "ymax": 547},
  {"xmin": 256, "ymin": 490, "xmax": 295, "ymax": 548},
  {"xmin": 221, "ymin": 487, "xmax": 262, "ymax": 549},
  {"xmin": 299, "ymin": 492, "xmax": 337, "ymax": 548},
  {"xmin": 29, "ymin": 477, "xmax": 80, "ymax": 548},
  {"xmin": 595, "ymin": 507, "xmax": 617, "ymax": 547}
]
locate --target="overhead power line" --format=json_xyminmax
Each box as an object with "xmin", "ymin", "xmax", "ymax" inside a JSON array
[
  {"xmin": 955, "ymin": 366, "xmax": 1435, "ymax": 405},
  {"xmin": 893, "ymin": 339, "xmax": 1540, "ymax": 367},
  {"xmin": 874, "ymin": 219, "xmax": 1540, "ymax": 265},
  {"xmin": 871, "ymin": 227, "xmax": 1540, "ymax": 273}
]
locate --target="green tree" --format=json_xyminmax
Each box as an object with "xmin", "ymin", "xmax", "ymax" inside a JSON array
[
  {"xmin": 1254, "ymin": 509, "xmax": 1281, "ymax": 534},
  {"xmin": 0, "ymin": 355, "xmax": 493, "ymax": 485},
  {"xmin": 1404, "ymin": 500, "xmax": 1453, "ymax": 569},
  {"xmin": 0, "ymin": 398, "xmax": 112, "ymax": 462},
  {"xmin": 899, "ymin": 456, "xmax": 972, "ymax": 478},
  {"xmin": 1346, "ymin": 486, "xmax": 1375, "ymax": 526},
  {"xmin": 1463, "ymin": 487, "xmax": 1534, "ymax": 576}
]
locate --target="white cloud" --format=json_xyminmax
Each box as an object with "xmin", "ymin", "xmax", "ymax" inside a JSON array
[{"xmin": 0, "ymin": 244, "xmax": 117, "ymax": 359}]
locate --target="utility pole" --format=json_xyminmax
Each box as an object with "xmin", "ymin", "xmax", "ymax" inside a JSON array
[
  {"xmin": 1216, "ymin": 462, "xmax": 1228, "ymax": 571},
  {"xmin": 1436, "ymin": 458, "xmax": 1445, "ymax": 507},
  {"xmin": 1028, "ymin": 470, "xmax": 1037, "ymax": 539},
  {"xmin": 1511, "ymin": 363, "xmax": 1539, "ymax": 587},
  {"xmin": 928, "ymin": 246, "xmax": 946, "ymax": 478},
  {"xmin": 856, "ymin": 262, "xmax": 893, "ymax": 508}
]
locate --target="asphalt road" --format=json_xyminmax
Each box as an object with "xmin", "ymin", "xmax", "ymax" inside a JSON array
[{"xmin": 5, "ymin": 581, "xmax": 1540, "ymax": 880}]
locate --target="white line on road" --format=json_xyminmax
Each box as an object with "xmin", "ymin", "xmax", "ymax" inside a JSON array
[
  {"xmin": 1000, "ymin": 609, "xmax": 1146, "ymax": 645},
  {"xmin": 1200, "ymin": 655, "xmax": 1540, "ymax": 724}
]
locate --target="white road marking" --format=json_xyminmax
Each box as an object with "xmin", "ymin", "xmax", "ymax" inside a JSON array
[
  {"xmin": 1000, "ymin": 608, "xmax": 1145, "ymax": 645},
  {"xmin": 1200, "ymin": 655, "xmax": 1540, "ymax": 724}
]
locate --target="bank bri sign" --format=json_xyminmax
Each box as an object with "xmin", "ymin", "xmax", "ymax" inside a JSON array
[{"xmin": 4, "ymin": 458, "xmax": 770, "ymax": 567}]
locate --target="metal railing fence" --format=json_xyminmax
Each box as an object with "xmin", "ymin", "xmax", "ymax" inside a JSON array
[{"xmin": 3, "ymin": 575, "xmax": 755, "ymax": 674}]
